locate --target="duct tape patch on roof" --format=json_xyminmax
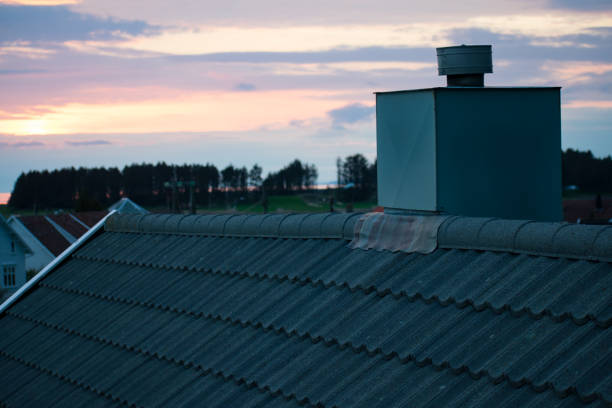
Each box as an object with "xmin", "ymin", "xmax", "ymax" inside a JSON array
[{"xmin": 350, "ymin": 212, "xmax": 448, "ymax": 253}]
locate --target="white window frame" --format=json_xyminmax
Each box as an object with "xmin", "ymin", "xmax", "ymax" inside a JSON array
[{"xmin": 3, "ymin": 264, "xmax": 16, "ymax": 288}]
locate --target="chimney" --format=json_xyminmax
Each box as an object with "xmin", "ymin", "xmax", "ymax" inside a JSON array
[
  {"xmin": 436, "ymin": 44, "xmax": 492, "ymax": 87},
  {"xmin": 375, "ymin": 44, "xmax": 562, "ymax": 221}
]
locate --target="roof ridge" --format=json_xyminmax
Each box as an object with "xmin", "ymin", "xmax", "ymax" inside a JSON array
[
  {"xmin": 105, "ymin": 213, "xmax": 612, "ymax": 262},
  {"xmin": 438, "ymin": 217, "xmax": 612, "ymax": 262},
  {"xmin": 105, "ymin": 212, "xmax": 361, "ymax": 240}
]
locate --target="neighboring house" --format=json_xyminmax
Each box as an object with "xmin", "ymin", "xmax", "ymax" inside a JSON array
[
  {"xmin": 0, "ymin": 212, "xmax": 609, "ymax": 407},
  {"xmin": 6, "ymin": 198, "xmax": 147, "ymax": 271},
  {"xmin": 108, "ymin": 197, "xmax": 148, "ymax": 214},
  {"xmin": 7, "ymin": 211, "xmax": 106, "ymax": 271},
  {"xmin": 0, "ymin": 215, "xmax": 31, "ymax": 297},
  {"xmin": 563, "ymin": 196, "xmax": 612, "ymax": 224}
]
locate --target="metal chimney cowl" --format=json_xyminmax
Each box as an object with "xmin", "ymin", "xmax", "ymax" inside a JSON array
[
  {"xmin": 375, "ymin": 44, "xmax": 562, "ymax": 222},
  {"xmin": 436, "ymin": 44, "xmax": 492, "ymax": 86}
]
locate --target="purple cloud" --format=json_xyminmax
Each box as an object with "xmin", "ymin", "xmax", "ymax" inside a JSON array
[
  {"xmin": 234, "ymin": 82, "xmax": 257, "ymax": 91},
  {"xmin": 65, "ymin": 140, "xmax": 112, "ymax": 146},
  {"xmin": 0, "ymin": 5, "xmax": 159, "ymax": 42},
  {"xmin": 328, "ymin": 103, "xmax": 374, "ymax": 129},
  {"xmin": 0, "ymin": 141, "xmax": 45, "ymax": 148}
]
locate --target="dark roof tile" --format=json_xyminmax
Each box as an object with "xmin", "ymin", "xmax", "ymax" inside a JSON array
[{"xmin": 1, "ymin": 212, "xmax": 610, "ymax": 407}]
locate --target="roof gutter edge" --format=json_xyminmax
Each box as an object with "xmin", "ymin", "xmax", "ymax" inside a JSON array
[{"xmin": 0, "ymin": 210, "xmax": 117, "ymax": 315}]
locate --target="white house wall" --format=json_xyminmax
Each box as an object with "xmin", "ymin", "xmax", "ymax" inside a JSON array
[
  {"xmin": 7, "ymin": 218, "xmax": 55, "ymax": 272},
  {"xmin": 0, "ymin": 226, "xmax": 26, "ymax": 292}
]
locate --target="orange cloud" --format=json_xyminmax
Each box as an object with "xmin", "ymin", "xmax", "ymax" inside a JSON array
[
  {"xmin": 0, "ymin": 89, "xmax": 372, "ymax": 136},
  {"xmin": 564, "ymin": 100, "xmax": 612, "ymax": 109}
]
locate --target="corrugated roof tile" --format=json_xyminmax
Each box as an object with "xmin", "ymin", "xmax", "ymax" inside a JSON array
[{"xmin": 1, "ymin": 212, "xmax": 610, "ymax": 407}]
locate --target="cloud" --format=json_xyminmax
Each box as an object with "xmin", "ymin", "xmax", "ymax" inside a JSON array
[
  {"xmin": 170, "ymin": 46, "xmax": 434, "ymax": 64},
  {"xmin": 446, "ymin": 27, "xmax": 612, "ymax": 64},
  {"xmin": 0, "ymin": 68, "xmax": 47, "ymax": 75},
  {"xmin": 327, "ymin": 103, "xmax": 374, "ymax": 129},
  {"xmin": 234, "ymin": 82, "xmax": 256, "ymax": 91},
  {"xmin": 549, "ymin": 0, "xmax": 612, "ymax": 11},
  {"xmin": 65, "ymin": 139, "xmax": 111, "ymax": 146},
  {"xmin": 0, "ymin": 5, "xmax": 158, "ymax": 42},
  {"xmin": 0, "ymin": 141, "xmax": 45, "ymax": 148}
]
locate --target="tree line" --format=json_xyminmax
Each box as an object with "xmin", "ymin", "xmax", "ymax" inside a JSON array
[
  {"xmin": 562, "ymin": 149, "xmax": 612, "ymax": 193},
  {"xmin": 8, "ymin": 159, "xmax": 319, "ymax": 211},
  {"xmin": 7, "ymin": 149, "xmax": 610, "ymax": 211}
]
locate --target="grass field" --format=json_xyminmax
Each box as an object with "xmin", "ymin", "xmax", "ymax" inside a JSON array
[{"xmin": 197, "ymin": 194, "xmax": 377, "ymax": 214}]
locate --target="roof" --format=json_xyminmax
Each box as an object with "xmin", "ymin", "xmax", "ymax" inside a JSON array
[
  {"xmin": 0, "ymin": 214, "xmax": 32, "ymax": 255},
  {"xmin": 12, "ymin": 214, "xmax": 70, "ymax": 256},
  {"xmin": 563, "ymin": 197, "xmax": 612, "ymax": 224},
  {"xmin": 11, "ymin": 211, "xmax": 108, "ymax": 256},
  {"xmin": 0, "ymin": 212, "xmax": 610, "ymax": 407},
  {"xmin": 107, "ymin": 197, "xmax": 149, "ymax": 215}
]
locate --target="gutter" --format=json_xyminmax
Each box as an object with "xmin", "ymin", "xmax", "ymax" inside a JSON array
[{"xmin": 0, "ymin": 210, "xmax": 117, "ymax": 315}]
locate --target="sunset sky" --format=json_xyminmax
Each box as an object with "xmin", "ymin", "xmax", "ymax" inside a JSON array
[{"xmin": 1, "ymin": 0, "xmax": 611, "ymax": 202}]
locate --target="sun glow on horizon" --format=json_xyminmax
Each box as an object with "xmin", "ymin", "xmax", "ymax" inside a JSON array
[{"xmin": 0, "ymin": 89, "xmax": 372, "ymax": 136}]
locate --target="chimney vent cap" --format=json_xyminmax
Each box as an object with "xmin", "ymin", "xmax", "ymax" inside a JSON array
[{"xmin": 436, "ymin": 44, "xmax": 492, "ymax": 76}]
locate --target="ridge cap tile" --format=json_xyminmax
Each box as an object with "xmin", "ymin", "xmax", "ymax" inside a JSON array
[
  {"xmin": 259, "ymin": 214, "xmax": 292, "ymax": 237},
  {"xmin": 176, "ymin": 214, "xmax": 200, "ymax": 232},
  {"xmin": 208, "ymin": 214, "xmax": 235, "ymax": 234},
  {"xmin": 192, "ymin": 214, "xmax": 217, "ymax": 233},
  {"xmin": 224, "ymin": 214, "xmax": 252, "ymax": 235},
  {"xmin": 323, "ymin": 212, "xmax": 361, "ymax": 239},
  {"xmin": 342, "ymin": 213, "xmax": 363, "ymax": 240},
  {"xmin": 163, "ymin": 214, "xmax": 189, "ymax": 233},
  {"xmin": 241, "ymin": 214, "xmax": 273, "ymax": 236},
  {"xmin": 104, "ymin": 213, "xmax": 612, "ymax": 261},
  {"xmin": 592, "ymin": 227, "xmax": 612, "ymax": 260},
  {"xmin": 279, "ymin": 214, "xmax": 311, "ymax": 237},
  {"xmin": 299, "ymin": 213, "xmax": 332, "ymax": 237}
]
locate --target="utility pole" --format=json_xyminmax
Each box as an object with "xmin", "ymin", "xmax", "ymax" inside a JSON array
[
  {"xmin": 189, "ymin": 166, "xmax": 196, "ymax": 214},
  {"xmin": 164, "ymin": 166, "xmax": 196, "ymax": 214},
  {"xmin": 163, "ymin": 166, "xmax": 179, "ymax": 213}
]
